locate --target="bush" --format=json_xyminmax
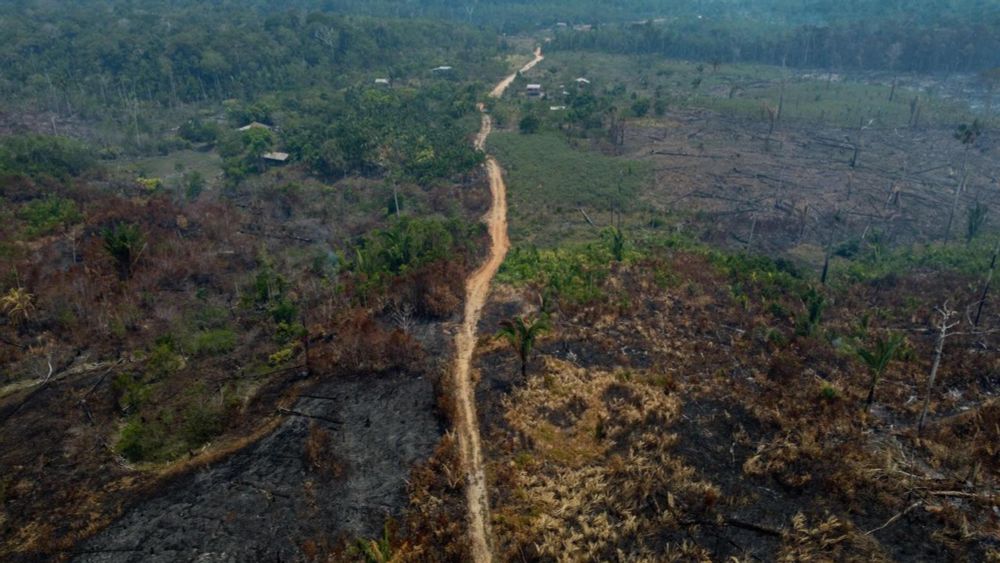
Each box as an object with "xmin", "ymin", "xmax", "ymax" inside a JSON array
[
  {"xmin": 0, "ymin": 135, "xmax": 96, "ymax": 180},
  {"xmin": 20, "ymin": 196, "xmax": 81, "ymax": 237},
  {"xmin": 178, "ymin": 119, "xmax": 220, "ymax": 144},
  {"xmin": 115, "ymin": 386, "xmax": 231, "ymax": 463},
  {"xmin": 631, "ymin": 98, "xmax": 651, "ymax": 117},
  {"xmin": 519, "ymin": 114, "xmax": 541, "ymax": 134},
  {"xmin": 101, "ymin": 222, "xmax": 146, "ymax": 280},
  {"xmin": 189, "ymin": 329, "xmax": 237, "ymax": 356}
]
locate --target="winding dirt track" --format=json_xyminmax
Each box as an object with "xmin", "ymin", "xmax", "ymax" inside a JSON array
[{"xmin": 454, "ymin": 48, "xmax": 543, "ymax": 563}]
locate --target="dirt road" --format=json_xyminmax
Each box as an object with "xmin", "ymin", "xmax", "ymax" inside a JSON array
[{"xmin": 453, "ymin": 47, "xmax": 543, "ymax": 563}]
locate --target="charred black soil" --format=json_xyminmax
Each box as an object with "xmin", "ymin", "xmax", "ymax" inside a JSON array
[{"xmin": 73, "ymin": 370, "xmax": 441, "ymax": 562}]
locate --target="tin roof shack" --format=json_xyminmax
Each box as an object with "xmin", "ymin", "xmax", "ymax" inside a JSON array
[
  {"xmin": 526, "ymin": 84, "xmax": 543, "ymax": 97},
  {"xmin": 237, "ymin": 122, "xmax": 272, "ymax": 132},
  {"xmin": 262, "ymin": 152, "xmax": 289, "ymax": 164},
  {"xmin": 374, "ymin": 78, "xmax": 391, "ymax": 87}
]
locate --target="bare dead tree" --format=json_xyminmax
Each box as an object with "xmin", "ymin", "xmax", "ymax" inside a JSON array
[
  {"xmin": 945, "ymin": 122, "xmax": 982, "ymax": 240},
  {"xmin": 391, "ymin": 301, "xmax": 416, "ymax": 333},
  {"xmin": 973, "ymin": 238, "xmax": 1000, "ymax": 328},
  {"xmin": 918, "ymin": 303, "xmax": 960, "ymax": 432}
]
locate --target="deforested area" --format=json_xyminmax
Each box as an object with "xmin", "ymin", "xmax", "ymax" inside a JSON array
[{"xmin": 0, "ymin": 1, "xmax": 997, "ymax": 561}]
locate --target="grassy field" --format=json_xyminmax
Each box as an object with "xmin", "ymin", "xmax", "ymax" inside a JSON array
[
  {"xmin": 114, "ymin": 149, "xmax": 223, "ymax": 185},
  {"xmin": 525, "ymin": 51, "xmax": 983, "ymax": 129},
  {"xmin": 488, "ymin": 131, "xmax": 652, "ymax": 247}
]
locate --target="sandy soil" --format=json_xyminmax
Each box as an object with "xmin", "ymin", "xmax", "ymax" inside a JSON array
[{"xmin": 453, "ymin": 47, "xmax": 543, "ymax": 563}]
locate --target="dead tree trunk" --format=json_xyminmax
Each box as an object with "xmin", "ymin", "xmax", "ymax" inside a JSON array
[
  {"xmin": 745, "ymin": 214, "xmax": 758, "ymax": 253},
  {"xmin": 974, "ymin": 239, "xmax": 1000, "ymax": 327},
  {"xmin": 918, "ymin": 305, "xmax": 958, "ymax": 432},
  {"xmin": 944, "ymin": 149, "xmax": 971, "ymax": 240}
]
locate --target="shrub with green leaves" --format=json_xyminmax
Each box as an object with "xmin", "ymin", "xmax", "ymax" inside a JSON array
[
  {"xmin": 20, "ymin": 196, "xmax": 81, "ymax": 237},
  {"xmin": 101, "ymin": 222, "xmax": 146, "ymax": 280},
  {"xmin": 0, "ymin": 135, "xmax": 96, "ymax": 180},
  {"xmin": 189, "ymin": 329, "xmax": 237, "ymax": 356}
]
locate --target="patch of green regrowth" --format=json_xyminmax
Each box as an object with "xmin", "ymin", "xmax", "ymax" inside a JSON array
[
  {"xmin": 115, "ymin": 382, "xmax": 235, "ymax": 464},
  {"xmin": 0, "ymin": 135, "xmax": 96, "ymax": 180},
  {"xmin": 19, "ymin": 196, "xmax": 81, "ymax": 237},
  {"xmin": 499, "ymin": 235, "xmax": 634, "ymax": 306},
  {"xmin": 349, "ymin": 216, "xmax": 483, "ymax": 297},
  {"xmin": 834, "ymin": 237, "xmax": 999, "ymax": 283},
  {"xmin": 188, "ymin": 328, "xmax": 237, "ymax": 356},
  {"xmin": 487, "ymin": 131, "xmax": 651, "ymax": 245}
]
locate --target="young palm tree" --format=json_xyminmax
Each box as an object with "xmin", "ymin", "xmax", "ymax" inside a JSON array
[
  {"xmin": 858, "ymin": 332, "xmax": 905, "ymax": 411},
  {"xmin": 603, "ymin": 226, "xmax": 626, "ymax": 262},
  {"xmin": 101, "ymin": 222, "xmax": 146, "ymax": 280},
  {"xmin": 1, "ymin": 287, "xmax": 34, "ymax": 325},
  {"xmin": 355, "ymin": 522, "xmax": 402, "ymax": 563},
  {"xmin": 497, "ymin": 314, "xmax": 550, "ymax": 379}
]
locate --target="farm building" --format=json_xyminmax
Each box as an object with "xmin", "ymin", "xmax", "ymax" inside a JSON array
[
  {"xmin": 237, "ymin": 122, "xmax": 272, "ymax": 132},
  {"xmin": 262, "ymin": 152, "xmax": 290, "ymax": 163},
  {"xmin": 526, "ymin": 84, "xmax": 543, "ymax": 96}
]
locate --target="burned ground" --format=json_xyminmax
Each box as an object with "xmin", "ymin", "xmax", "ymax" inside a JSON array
[
  {"xmin": 73, "ymin": 370, "xmax": 441, "ymax": 563},
  {"xmin": 475, "ymin": 248, "xmax": 1000, "ymax": 561}
]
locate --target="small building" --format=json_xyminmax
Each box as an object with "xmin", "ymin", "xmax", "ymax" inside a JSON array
[
  {"xmin": 526, "ymin": 84, "xmax": 543, "ymax": 97},
  {"xmin": 549, "ymin": 106, "xmax": 567, "ymax": 111},
  {"xmin": 575, "ymin": 77, "xmax": 591, "ymax": 86},
  {"xmin": 431, "ymin": 66, "xmax": 453, "ymax": 73},
  {"xmin": 262, "ymin": 152, "xmax": 290, "ymax": 163},
  {"xmin": 238, "ymin": 122, "xmax": 272, "ymax": 132},
  {"xmin": 374, "ymin": 78, "xmax": 391, "ymax": 86}
]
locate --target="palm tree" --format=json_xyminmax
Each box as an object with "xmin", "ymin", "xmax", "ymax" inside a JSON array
[
  {"xmin": 797, "ymin": 286, "xmax": 826, "ymax": 336},
  {"xmin": 858, "ymin": 332, "xmax": 904, "ymax": 411},
  {"xmin": 1, "ymin": 287, "xmax": 35, "ymax": 325},
  {"xmin": 355, "ymin": 522, "xmax": 402, "ymax": 563},
  {"xmin": 101, "ymin": 222, "xmax": 146, "ymax": 280},
  {"xmin": 497, "ymin": 314, "xmax": 550, "ymax": 379},
  {"xmin": 603, "ymin": 226, "xmax": 626, "ymax": 262}
]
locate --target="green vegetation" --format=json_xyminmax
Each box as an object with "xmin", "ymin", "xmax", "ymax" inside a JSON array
[
  {"xmin": 496, "ymin": 314, "xmax": 551, "ymax": 378},
  {"xmin": 188, "ymin": 329, "xmax": 238, "ymax": 357},
  {"xmin": 20, "ymin": 196, "xmax": 81, "ymax": 237},
  {"xmin": 549, "ymin": 4, "xmax": 1000, "ymax": 73},
  {"xmin": 101, "ymin": 223, "xmax": 146, "ymax": 281},
  {"xmin": 0, "ymin": 135, "xmax": 96, "ymax": 180},
  {"xmin": 858, "ymin": 332, "xmax": 906, "ymax": 410},
  {"xmin": 835, "ymin": 238, "xmax": 1000, "ymax": 283},
  {"xmin": 351, "ymin": 217, "xmax": 482, "ymax": 292},
  {"xmin": 115, "ymin": 384, "xmax": 233, "ymax": 463},
  {"xmin": 488, "ymin": 131, "xmax": 650, "ymax": 245},
  {"xmin": 499, "ymin": 241, "xmax": 628, "ymax": 306}
]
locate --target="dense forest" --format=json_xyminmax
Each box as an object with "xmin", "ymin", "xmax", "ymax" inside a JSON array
[{"xmin": 550, "ymin": 15, "xmax": 1000, "ymax": 73}]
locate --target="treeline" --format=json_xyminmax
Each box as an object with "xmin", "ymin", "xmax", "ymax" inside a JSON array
[
  {"xmin": 550, "ymin": 15, "xmax": 1000, "ymax": 73},
  {"xmin": 279, "ymin": 84, "xmax": 484, "ymax": 182},
  {"xmin": 0, "ymin": 1, "xmax": 503, "ymax": 115}
]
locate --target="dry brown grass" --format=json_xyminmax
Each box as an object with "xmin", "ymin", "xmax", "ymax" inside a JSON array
[
  {"xmin": 477, "ymin": 245, "xmax": 999, "ymax": 560},
  {"xmin": 490, "ymin": 358, "xmax": 721, "ymax": 560}
]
